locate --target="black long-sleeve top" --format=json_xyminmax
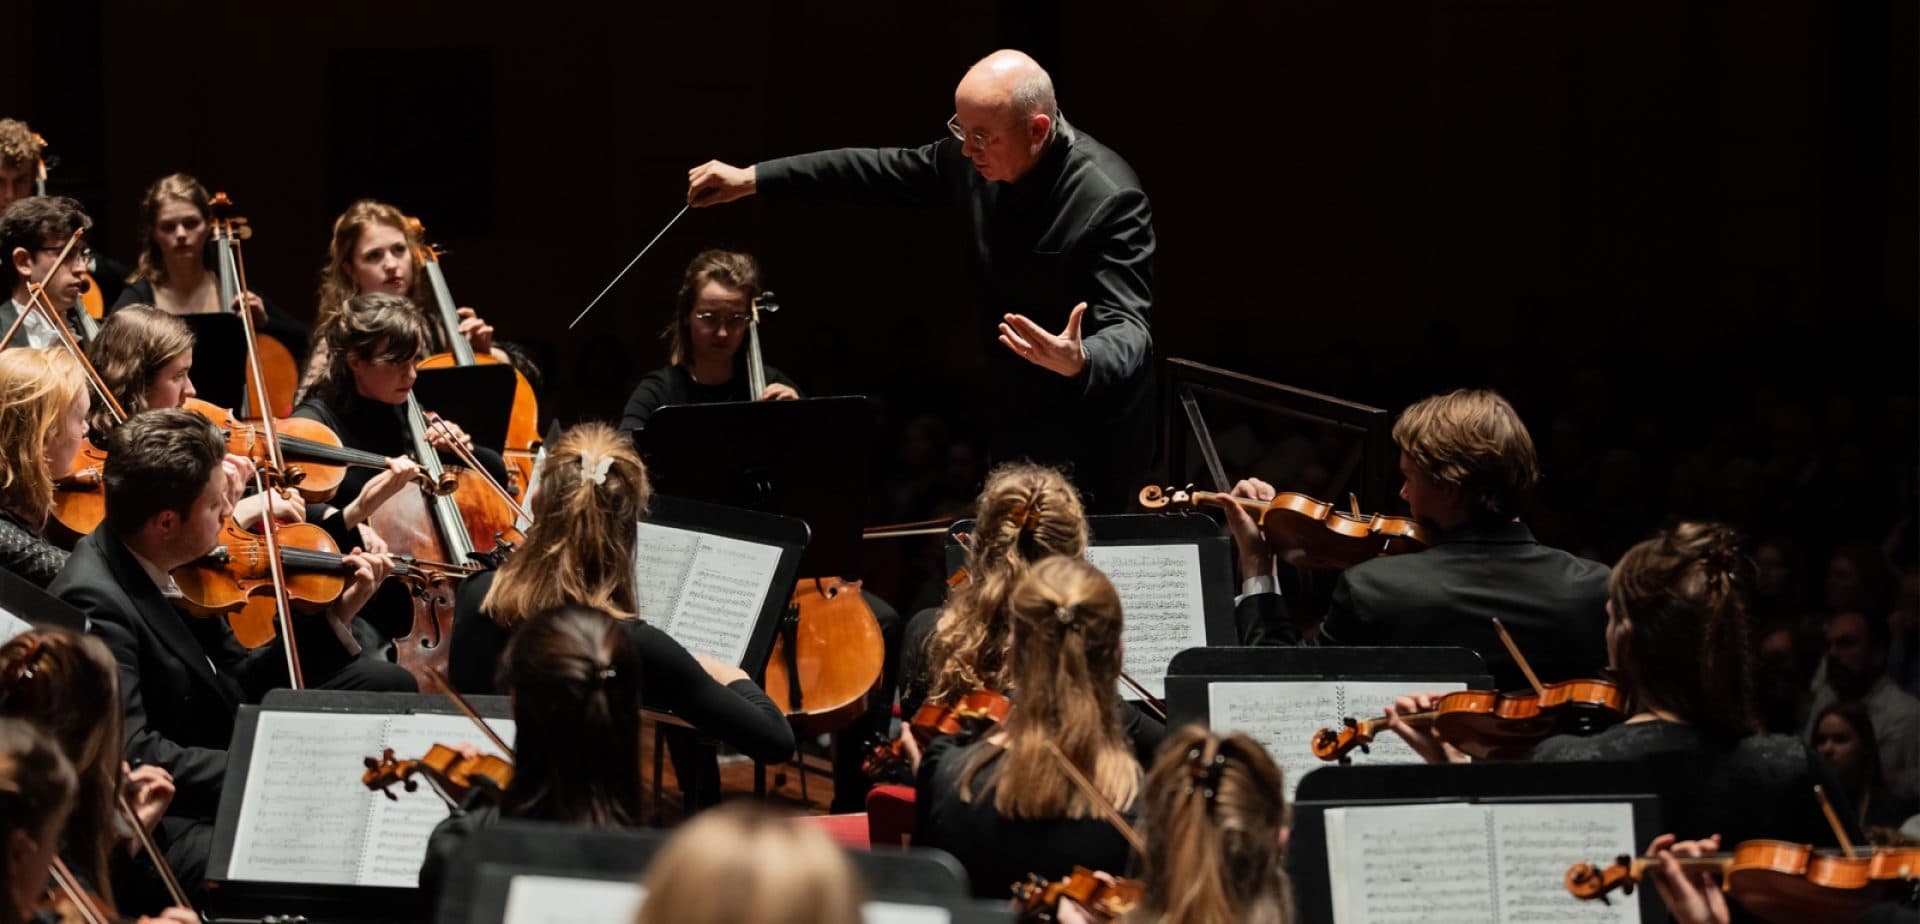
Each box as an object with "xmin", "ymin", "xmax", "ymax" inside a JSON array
[
  {"xmin": 0, "ymin": 507, "xmax": 67, "ymax": 589},
  {"xmin": 446, "ymin": 569, "xmax": 795, "ymax": 764},
  {"xmin": 618, "ymin": 362, "xmax": 799, "ymax": 433},
  {"xmin": 755, "ymin": 120, "xmax": 1156, "ymax": 510},
  {"xmin": 112, "ymin": 278, "xmax": 312, "ymax": 367},
  {"xmin": 291, "ymin": 390, "xmax": 509, "ymax": 511}
]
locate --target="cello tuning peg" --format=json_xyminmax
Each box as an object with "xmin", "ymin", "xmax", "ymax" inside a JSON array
[{"xmin": 755, "ymin": 291, "xmax": 780, "ymax": 313}]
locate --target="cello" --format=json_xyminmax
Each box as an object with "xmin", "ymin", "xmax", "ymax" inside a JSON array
[
  {"xmin": 406, "ymin": 216, "xmax": 542, "ymax": 497},
  {"xmin": 209, "ymin": 193, "xmax": 300, "ymax": 417}
]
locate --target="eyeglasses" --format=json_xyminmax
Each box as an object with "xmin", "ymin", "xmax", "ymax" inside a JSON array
[
  {"xmin": 36, "ymin": 245, "xmax": 93, "ymax": 267},
  {"xmin": 692, "ymin": 311, "xmax": 752, "ymax": 329},
  {"xmin": 947, "ymin": 114, "xmax": 992, "ymax": 147}
]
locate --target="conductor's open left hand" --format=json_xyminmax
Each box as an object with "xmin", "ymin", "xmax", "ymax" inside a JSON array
[{"xmin": 999, "ymin": 302, "xmax": 1088, "ymax": 378}]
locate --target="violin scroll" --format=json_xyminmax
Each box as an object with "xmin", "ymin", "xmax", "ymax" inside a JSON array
[{"xmin": 1563, "ymin": 857, "xmax": 1635, "ymax": 903}]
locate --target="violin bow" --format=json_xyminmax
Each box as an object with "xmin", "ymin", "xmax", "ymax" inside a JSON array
[
  {"xmin": 49, "ymin": 856, "xmax": 111, "ymax": 924},
  {"xmin": 1042, "ymin": 740, "xmax": 1145, "ymax": 855},
  {"xmin": 569, "ymin": 203, "xmax": 689, "ymax": 329},
  {"xmin": 0, "ymin": 230, "xmax": 129, "ymax": 427},
  {"xmin": 1490, "ymin": 618, "xmax": 1546, "ymax": 697},
  {"xmin": 116, "ymin": 788, "xmax": 197, "ymax": 915},
  {"xmin": 424, "ymin": 415, "xmax": 531, "ymax": 523},
  {"xmin": 426, "ymin": 665, "xmax": 515, "ymax": 760},
  {"xmin": 1117, "ymin": 671, "xmax": 1168, "ymax": 722},
  {"xmin": 1813, "ymin": 784, "xmax": 1859, "ymax": 858}
]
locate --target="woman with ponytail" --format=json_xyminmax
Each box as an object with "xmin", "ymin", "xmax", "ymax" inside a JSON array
[
  {"xmin": 915, "ymin": 555, "xmax": 1142, "ymax": 899},
  {"xmin": 0, "ymin": 717, "xmax": 76, "ymax": 924},
  {"xmin": 1388, "ymin": 521, "xmax": 1862, "ymax": 847}
]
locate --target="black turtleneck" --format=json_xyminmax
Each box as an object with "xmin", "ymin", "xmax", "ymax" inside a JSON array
[{"xmin": 618, "ymin": 362, "xmax": 799, "ymax": 433}]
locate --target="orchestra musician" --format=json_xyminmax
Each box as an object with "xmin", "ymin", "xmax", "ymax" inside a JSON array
[
  {"xmin": 632, "ymin": 803, "xmax": 864, "ymax": 924},
  {"xmin": 617, "ymin": 249, "xmax": 797, "ymax": 433},
  {"xmin": 915, "ymin": 555, "xmax": 1141, "ymax": 899},
  {"xmin": 1, "ymin": 196, "xmax": 94, "ymax": 350},
  {"xmin": 48, "ymin": 409, "xmax": 412, "ymax": 886},
  {"xmin": 445, "ymin": 424, "xmax": 794, "ymax": 802},
  {"xmin": 0, "ymin": 348, "xmax": 86, "ymax": 587},
  {"xmin": 0, "ymin": 120, "xmax": 33, "ymax": 213},
  {"xmin": 686, "ymin": 50, "xmax": 1156, "ymax": 514},
  {"xmin": 0, "ymin": 628, "xmax": 195, "ymax": 918}
]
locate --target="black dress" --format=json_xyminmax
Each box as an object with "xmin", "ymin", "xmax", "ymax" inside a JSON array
[{"xmin": 914, "ymin": 734, "xmax": 1137, "ymax": 900}]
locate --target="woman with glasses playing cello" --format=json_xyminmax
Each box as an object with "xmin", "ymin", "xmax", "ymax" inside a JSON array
[{"xmin": 617, "ymin": 249, "xmax": 797, "ymax": 434}]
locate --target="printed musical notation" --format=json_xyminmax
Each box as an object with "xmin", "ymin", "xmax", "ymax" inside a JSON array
[
  {"xmin": 633, "ymin": 522, "xmax": 782, "ymax": 667},
  {"xmin": 1207, "ymin": 679, "xmax": 1467, "ymax": 800},
  {"xmin": 1087, "ymin": 543, "xmax": 1208, "ymax": 700}
]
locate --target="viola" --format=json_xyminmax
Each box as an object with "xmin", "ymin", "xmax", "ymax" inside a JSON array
[
  {"xmin": 1138, "ymin": 484, "xmax": 1431, "ymax": 570},
  {"xmin": 363, "ymin": 743, "xmax": 513, "ymax": 806},
  {"xmin": 1566, "ymin": 840, "xmax": 1915, "ymax": 924},
  {"xmin": 47, "ymin": 439, "xmax": 111, "ymax": 545},
  {"xmin": 765, "ymin": 576, "xmax": 887, "ymax": 735},
  {"xmin": 209, "ymin": 193, "xmax": 300, "ymax": 417},
  {"xmin": 862, "ymin": 688, "xmax": 1011, "ymax": 779},
  {"xmin": 185, "ymin": 397, "xmax": 450, "ymax": 502},
  {"xmin": 406, "ymin": 216, "xmax": 542, "ymax": 497},
  {"xmin": 1312, "ymin": 677, "xmax": 1627, "ymax": 762},
  {"xmin": 1011, "ymin": 867, "xmax": 1144, "ymax": 923}
]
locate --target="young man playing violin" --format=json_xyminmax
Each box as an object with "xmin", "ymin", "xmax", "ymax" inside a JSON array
[
  {"xmin": 47, "ymin": 409, "xmax": 413, "ymax": 884},
  {"xmin": 1230, "ymin": 389, "xmax": 1611, "ymax": 690},
  {"xmin": 1, "ymin": 196, "xmax": 94, "ymax": 350}
]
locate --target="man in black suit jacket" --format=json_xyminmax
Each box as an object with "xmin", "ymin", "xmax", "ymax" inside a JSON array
[
  {"xmin": 50, "ymin": 409, "xmax": 412, "ymax": 888},
  {"xmin": 1227, "ymin": 390, "xmax": 1610, "ymax": 690}
]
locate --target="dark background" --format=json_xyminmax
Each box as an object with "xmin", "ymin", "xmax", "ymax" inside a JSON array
[{"xmin": 6, "ymin": 0, "xmax": 1915, "ymax": 574}]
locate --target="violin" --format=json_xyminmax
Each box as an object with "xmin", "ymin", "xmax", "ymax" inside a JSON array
[
  {"xmin": 406, "ymin": 216, "xmax": 542, "ymax": 497},
  {"xmin": 209, "ymin": 193, "xmax": 299, "ymax": 417},
  {"xmin": 1565, "ymin": 840, "xmax": 1918, "ymax": 924},
  {"xmin": 1138, "ymin": 484, "xmax": 1431, "ymax": 570},
  {"xmin": 1011, "ymin": 867, "xmax": 1144, "ymax": 923},
  {"xmin": 42, "ymin": 857, "xmax": 123, "ymax": 924},
  {"xmin": 184, "ymin": 397, "xmax": 451, "ymax": 502},
  {"xmin": 362, "ymin": 743, "xmax": 513, "ymax": 806},
  {"xmin": 862, "ymin": 688, "xmax": 1011, "ymax": 780},
  {"xmin": 47, "ymin": 440, "xmax": 110, "ymax": 545},
  {"xmin": 1312, "ymin": 677, "xmax": 1628, "ymax": 762}
]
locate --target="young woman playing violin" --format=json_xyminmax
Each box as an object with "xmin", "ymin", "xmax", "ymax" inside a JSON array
[
  {"xmin": 112, "ymin": 173, "xmax": 308, "ymax": 361},
  {"xmin": 633, "ymin": 803, "xmax": 864, "ymax": 924},
  {"xmin": 0, "ymin": 348, "xmax": 87, "ymax": 587},
  {"xmin": 0, "ymin": 629, "xmax": 195, "ymax": 919},
  {"xmin": 0, "ymin": 717, "xmax": 193, "ymax": 924},
  {"xmin": 299, "ymin": 200, "xmax": 508, "ymax": 400},
  {"xmin": 917, "ymin": 555, "xmax": 1142, "ymax": 900},
  {"xmin": 1387, "ymin": 520, "xmax": 1866, "ymax": 848},
  {"xmin": 445, "ymin": 423, "xmax": 794, "ymax": 800},
  {"xmin": 616, "ymin": 249, "xmax": 797, "ymax": 433}
]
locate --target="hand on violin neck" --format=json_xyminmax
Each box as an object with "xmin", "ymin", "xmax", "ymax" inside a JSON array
[
  {"xmin": 344, "ymin": 457, "xmax": 424, "ymax": 528},
  {"xmin": 233, "ymin": 487, "xmax": 304, "ymax": 532},
  {"xmin": 759, "ymin": 382, "xmax": 799, "ymax": 401},
  {"xmin": 1223, "ymin": 477, "xmax": 1277, "ymax": 580},
  {"xmin": 998, "ymin": 302, "xmax": 1088, "ymax": 378},
  {"xmin": 1385, "ymin": 692, "xmax": 1467, "ymax": 765},
  {"xmin": 325, "ymin": 549, "xmax": 395, "ymax": 648},
  {"xmin": 454, "ymin": 307, "xmax": 495, "ymax": 355},
  {"xmin": 687, "ymin": 160, "xmax": 757, "ymax": 207},
  {"xmin": 220, "ymin": 453, "xmax": 257, "ymax": 502},
  {"xmin": 1648, "ymin": 833, "xmax": 1729, "ymax": 924}
]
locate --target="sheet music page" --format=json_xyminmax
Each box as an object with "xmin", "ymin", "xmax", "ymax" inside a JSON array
[
  {"xmin": 864, "ymin": 902, "xmax": 952, "ymax": 924},
  {"xmin": 504, "ymin": 876, "xmax": 644, "ymax": 924},
  {"xmin": 226, "ymin": 712, "xmax": 390, "ymax": 883},
  {"xmin": 633, "ymin": 521, "xmax": 700, "ymax": 624},
  {"xmin": 357, "ymin": 713, "xmax": 520, "ymax": 887},
  {"xmin": 1207, "ymin": 680, "xmax": 1466, "ymax": 800},
  {"xmin": 1490, "ymin": 803, "xmax": 1639, "ymax": 923},
  {"xmin": 1087, "ymin": 544, "xmax": 1208, "ymax": 700},
  {"xmin": 1325, "ymin": 803, "xmax": 1497, "ymax": 924}
]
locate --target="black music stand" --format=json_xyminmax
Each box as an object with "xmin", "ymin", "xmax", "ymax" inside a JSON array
[
  {"xmin": 178, "ymin": 314, "xmax": 250, "ymax": 412},
  {"xmin": 440, "ymin": 821, "xmax": 1011, "ymax": 924},
  {"xmin": 1289, "ymin": 762, "xmax": 1664, "ymax": 922},
  {"xmin": 0, "ymin": 567, "xmax": 84, "ymax": 632},
  {"xmin": 637, "ymin": 396, "xmax": 872, "ymax": 579},
  {"xmin": 414, "ymin": 364, "xmax": 519, "ymax": 454},
  {"xmin": 206, "ymin": 690, "xmax": 514, "ymax": 924}
]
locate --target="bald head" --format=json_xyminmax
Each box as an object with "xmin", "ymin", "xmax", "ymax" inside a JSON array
[{"xmin": 952, "ymin": 50, "xmax": 1059, "ymax": 183}]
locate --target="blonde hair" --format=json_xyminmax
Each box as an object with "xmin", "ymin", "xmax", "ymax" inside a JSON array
[
  {"xmin": 0, "ymin": 630, "xmax": 126, "ymax": 911},
  {"xmin": 481, "ymin": 423, "xmax": 652, "ymax": 630},
  {"xmin": 0, "ymin": 348, "xmax": 86, "ymax": 528},
  {"xmin": 86, "ymin": 305, "xmax": 194, "ymax": 434},
  {"xmin": 926, "ymin": 463, "xmax": 1088, "ymax": 704},
  {"xmin": 130, "ymin": 173, "xmax": 214, "ymax": 286},
  {"xmin": 1392, "ymin": 389, "xmax": 1539, "ymax": 519},
  {"xmin": 959, "ymin": 555, "xmax": 1139, "ymax": 820},
  {"xmin": 633, "ymin": 804, "xmax": 864, "ymax": 924},
  {"xmin": 1127, "ymin": 727, "xmax": 1292, "ymax": 924}
]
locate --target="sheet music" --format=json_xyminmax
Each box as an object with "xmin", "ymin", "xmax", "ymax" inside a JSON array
[
  {"xmin": 1087, "ymin": 544, "xmax": 1208, "ymax": 700},
  {"xmin": 865, "ymin": 902, "xmax": 952, "ymax": 924},
  {"xmin": 226, "ymin": 710, "xmax": 517, "ymax": 887},
  {"xmin": 1324, "ymin": 802, "xmax": 1639, "ymax": 924},
  {"xmin": 634, "ymin": 521, "xmax": 782, "ymax": 666},
  {"xmin": 1207, "ymin": 680, "xmax": 1466, "ymax": 800},
  {"xmin": 504, "ymin": 877, "xmax": 645, "ymax": 924}
]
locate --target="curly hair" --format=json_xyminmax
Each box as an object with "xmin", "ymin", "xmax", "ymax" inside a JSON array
[
  {"xmin": 0, "ymin": 348, "xmax": 87, "ymax": 529},
  {"xmin": 1610, "ymin": 520, "xmax": 1758, "ymax": 738}
]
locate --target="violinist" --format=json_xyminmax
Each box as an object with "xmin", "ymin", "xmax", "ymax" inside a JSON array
[
  {"xmin": 632, "ymin": 803, "xmax": 864, "ymax": 924},
  {"xmin": 0, "ymin": 717, "xmax": 193, "ymax": 924},
  {"xmin": 0, "ymin": 348, "xmax": 87, "ymax": 587},
  {"xmin": 916, "ymin": 555, "xmax": 1141, "ymax": 899},
  {"xmin": 419, "ymin": 604, "xmax": 648, "ymax": 900},
  {"xmin": 1, "ymin": 196, "xmax": 93, "ymax": 350},
  {"xmin": 1306, "ymin": 389, "xmax": 1611, "ymax": 690},
  {"xmin": 1387, "ymin": 521, "xmax": 1866, "ymax": 848},
  {"xmin": 0, "ymin": 120, "xmax": 32, "ymax": 213},
  {"xmin": 298, "ymin": 199, "xmax": 511, "ymax": 400},
  {"xmin": 0, "ymin": 629, "xmax": 193, "ymax": 918},
  {"xmin": 444, "ymin": 424, "xmax": 794, "ymax": 798},
  {"xmin": 1634, "ymin": 834, "xmax": 1920, "ymax": 924},
  {"xmin": 48, "ymin": 409, "xmax": 412, "ymax": 890},
  {"xmin": 616, "ymin": 249, "xmax": 798, "ymax": 433},
  {"xmin": 111, "ymin": 173, "xmax": 308, "ymax": 361}
]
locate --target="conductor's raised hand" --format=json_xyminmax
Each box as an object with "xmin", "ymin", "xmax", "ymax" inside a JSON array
[
  {"xmin": 688, "ymin": 160, "xmax": 757, "ymax": 207},
  {"xmin": 999, "ymin": 302, "xmax": 1088, "ymax": 378}
]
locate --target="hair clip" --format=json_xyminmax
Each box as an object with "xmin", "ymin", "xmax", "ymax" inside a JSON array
[
  {"xmin": 581, "ymin": 455, "xmax": 613, "ymax": 486},
  {"xmin": 1055, "ymin": 604, "xmax": 1075, "ymax": 625},
  {"xmin": 1185, "ymin": 746, "xmax": 1228, "ymax": 804}
]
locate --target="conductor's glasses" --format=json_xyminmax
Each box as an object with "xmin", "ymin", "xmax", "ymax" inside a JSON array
[{"xmin": 947, "ymin": 114, "xmax": 992, "ymax": 147}]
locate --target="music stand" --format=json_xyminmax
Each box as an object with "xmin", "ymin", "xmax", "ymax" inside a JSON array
[
  {"xmin": 637, "ymin": 396, "xmax": 872, "ymax": 578},
  {"xmin": 414, "ymin": 364, "xmax": 519, "ymax": 454},
  {"xmin": 0, "ymin": 567, "xmax": 84, "ymax": 632},
  {"xmin": 178, "ymin": 314, "xmax": 250, "ymax": 412}
]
